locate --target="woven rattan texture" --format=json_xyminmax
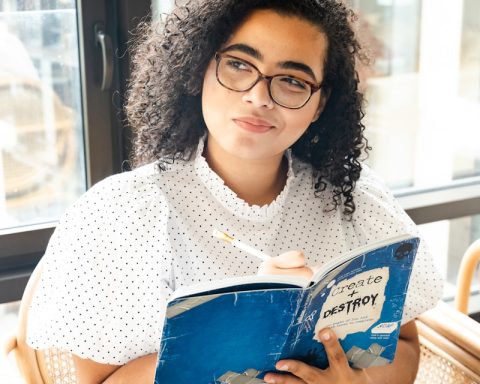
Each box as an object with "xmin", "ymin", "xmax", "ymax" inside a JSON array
[
  {"xmin": 415, "ymin": 343, "xmax": 479, "ymax": 384},
  {"xmin": 43, "ymin": 348, "xmax": 77, "ymax": 384}
]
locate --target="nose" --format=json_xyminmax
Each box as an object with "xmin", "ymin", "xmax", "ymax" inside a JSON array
[{"xmin": 241, "ymin": 78, "xmax": 274, "ymax": 109}]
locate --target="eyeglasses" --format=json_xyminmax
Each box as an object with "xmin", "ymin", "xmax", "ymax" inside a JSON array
[{"xmin": 214, "ymin": 52, "xmax": 322, "ymax": 109}]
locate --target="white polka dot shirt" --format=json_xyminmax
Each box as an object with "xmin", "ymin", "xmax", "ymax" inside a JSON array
[{"xmin": 27, "ymin": 140, "xmax": 443, "ymax": 365}]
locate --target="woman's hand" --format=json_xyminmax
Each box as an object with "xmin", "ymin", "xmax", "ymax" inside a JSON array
[
  {"xmin": 258, "ymin": 252, "xmax": 420, "ymax": 384},
  {"xmin": 257, "ymin": 250, "xmax": 315, "ymax": 280},
  {"xmin": 258, "ymin": 252, "xmax": 372, "ymax": 383},
  {"xmin": 263, "ymin": 328, "xmax": 373, "ymax": 384}
]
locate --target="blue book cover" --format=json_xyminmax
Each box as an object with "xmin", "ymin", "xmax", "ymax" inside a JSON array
[{"xmin": 155, "ymin": 234, "xmax": 419, "ymax": 384}]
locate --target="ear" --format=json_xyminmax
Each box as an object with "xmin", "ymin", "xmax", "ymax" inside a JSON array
[{"xmin": 312, "ymin": 90, "xmax": 330, "ymax": 123}]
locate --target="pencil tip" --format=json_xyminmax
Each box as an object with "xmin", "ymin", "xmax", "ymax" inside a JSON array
[{"xmin": 212, "ymin": 229, "xmax": 233, "ymax": 243}]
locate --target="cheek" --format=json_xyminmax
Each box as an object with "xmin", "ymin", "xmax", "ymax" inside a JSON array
[
  {"xmin": 284, "ymin": 104, "xmax": 319, "ymax": 135},
  {"xmin": 202, "ymin": 67, "xmax": 217, "ymax": 107},
  {"xmin": 201, "ymin": 68, "xmax": 223, "ymax": 127}
]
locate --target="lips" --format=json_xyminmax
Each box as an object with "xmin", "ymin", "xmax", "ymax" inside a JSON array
[{"xmin": 233, "ymin": 116, "xmax": 275, "ymax": 133}]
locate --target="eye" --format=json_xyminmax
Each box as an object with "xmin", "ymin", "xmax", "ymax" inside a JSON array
[
  {"xmin": 279, "ymin": 76, "xmax": 308, "ymax": 90},
  {"xmin": 225, "ymin": 58, "xmax": 252, "ymax": 72}
]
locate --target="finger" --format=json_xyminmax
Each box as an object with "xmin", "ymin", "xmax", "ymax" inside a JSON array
[
  {"xmin": 273, "ymin": 250, "xmax": 306, "ymax": 268},
  {"xmin": 272, "ymin": 359, "xmax": 323, "ymax": 383},
  {"xmin": 257, "ymin": 251, "xmax": 312, "ymax": 279},
  {"xmin": 318, "ymin": 328, "xmax": 350, "ymax": 370},
  {"xmin": 257, "ymin": 258, "xmax": 278, "ymax": 275},
  {"xmin": 258, "ymin": 264, "xmax": 313, "ymax": 280},
  {"xmin": 263, "ymin": 372, "xmax": 305, "ymax": 384}
]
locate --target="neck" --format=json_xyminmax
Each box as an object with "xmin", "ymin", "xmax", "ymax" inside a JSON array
[{"xmin": 204, "ymin": 139, "xmax": 288, "ymax": 206}]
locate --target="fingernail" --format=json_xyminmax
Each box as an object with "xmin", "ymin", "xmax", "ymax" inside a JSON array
[
  {"xmin": 321, "ymin": 330, "xmax": 331, "ymax": 341},
  {"xmin": 264, "ymin": 378, "xmax": 276, "ymax": 384},
  {"xmin": 277, "ymin": 364, "xmax": 289, "ymax": 371}
]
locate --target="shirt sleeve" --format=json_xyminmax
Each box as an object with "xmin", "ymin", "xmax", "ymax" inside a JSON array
[
  {"xmin": 26, "ymin": 166, "xmax": 174, "ymax": 365},
  {"xmin": 349, "ymin": 164, "xmax": 444, "ymax": 324}
]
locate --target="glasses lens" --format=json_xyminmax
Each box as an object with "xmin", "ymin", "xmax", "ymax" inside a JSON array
[
  {"xmin": 217, "ymin": 56, "xmax": 258, "ymax": 91},
  {"xmin": 216, "ymin": 54, "xmax": 313, "ymax": 109},
  {"xmin": 271, "ymin": 76, "xmax": 311, "ymax": 108}
]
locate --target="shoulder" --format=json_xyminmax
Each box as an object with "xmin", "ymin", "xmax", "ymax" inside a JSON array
[
  {"xmin": 289, "ymin": 158, "xmax": 393, "ymax": 205},
  {"xmin": 355, "ymin": 163, "xmax": 393, "ymax": 196},
  {"xmin": 53, "ymin": 159, "xmax": 200, "ymax": 242},
  {"xmin": 70, "ymin": 160, "xmax": 192, "ymax": 215},
  {"xmin": 86, "ymin": 161, "xmax": 161, "ymax": 200},
  {"xmin": 50, "ymin": 161, "xmax": 180, "ymax": 248},
  {"xmin": 352, "ymin": 163, "xmax": 403, "ymax": 217},
  {"xmin": 352, "ymin": 163, "xmax": 402, "ymax": 217},
  {"xmin": 346, "ymin": 163, "xmax": 422, "ymax": 246}
]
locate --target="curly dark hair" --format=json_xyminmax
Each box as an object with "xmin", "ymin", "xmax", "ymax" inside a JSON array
[{"xmin": 125, "ymin": 0, "xmax": 370, "ymax": 217}]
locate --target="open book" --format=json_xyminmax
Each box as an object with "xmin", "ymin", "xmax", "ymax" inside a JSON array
[{"xmin": 154, "ymin": 234, "xmax": 419, "ymax": 384}]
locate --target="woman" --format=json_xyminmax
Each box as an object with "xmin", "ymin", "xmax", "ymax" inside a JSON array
[{"xmin": 27, "ymin": 1, "xmax": 443, "ymax": 383}]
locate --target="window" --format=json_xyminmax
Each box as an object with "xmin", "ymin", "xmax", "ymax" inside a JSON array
[
  {"xmin": 153, "ymin": 0, "xmax": 174, "ymax": 15},
  {"xmin": 0, "ymin": 1, "xmax": 86, "ymax": 230},
  {"xmin": 0, "ymin": 0, "xmax": 151, "ymax": 303},
  {"xmin": 350, "ymin": 0, "xmax": 480, "ymax": 189},
  {"xmin": 350, "ymin": 0, "xmax": 480, "ymax": 310}
]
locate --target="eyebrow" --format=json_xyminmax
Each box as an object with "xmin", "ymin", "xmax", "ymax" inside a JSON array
[{"xmin": 221, "ymin": 43, "xmax": 318, "ymax": 82}]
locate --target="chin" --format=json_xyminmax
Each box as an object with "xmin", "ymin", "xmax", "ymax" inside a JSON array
[
  {"xmin": 207, "ymin": 127, "xmax": 287, "ymax": 161},
  {"xmin": 226, "ymin": 140, "xmax": 283, "ymax": 161}
]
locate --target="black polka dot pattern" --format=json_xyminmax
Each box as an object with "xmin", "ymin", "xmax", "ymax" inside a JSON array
[{"xmin": 26, "ymin": 140, "xmax": 443, "ymax": 365}]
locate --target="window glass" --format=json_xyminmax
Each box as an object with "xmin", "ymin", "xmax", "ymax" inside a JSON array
[
  {"xmin": 0, "ymin": 0, "xmax": 86, "ymax": 230},
  {"xmin": 419, "ymin": 214, "xmax": 480, "ymax": 305},
  {"xmin": 152, "ymin": 0, "xmax": 174, "ymax": 18},
  {"xmin": 350, "ymin": 0, "xmax": 480, "ymax": 189},
  {"xmin": 349, "ymin": 0, "xmax": 480, "ymax": 310}
]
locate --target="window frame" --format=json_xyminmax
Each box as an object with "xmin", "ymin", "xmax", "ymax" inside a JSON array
[
  {"xmin": 399, "ymin": 178, "xmax": 480, "ymax": 225},
  {"xmin": 0, "ymin": 0, "xmax": 151, "ymax": 304}
]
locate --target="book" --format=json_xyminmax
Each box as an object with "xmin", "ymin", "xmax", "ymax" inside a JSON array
[{"xmin": 154, "ymin": 234, "xmax": 419, "ymax": 384}]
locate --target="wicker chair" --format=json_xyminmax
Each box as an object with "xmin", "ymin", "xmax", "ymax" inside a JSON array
[
  {"xmin": 0, "ymin": 77, "xmax": 76, "ymax": 211},
  {"xmin": 1, "ymin": 78, "xmax": 77, "ymax": 382},
  {"xmin": 414, "ymin": 239, "xmax": 480, "ymax": 384},
  {"xmin": 4, "ymin": 240, "xmax": 480, "ymax": 383},
  {"xmin": 4, "ymin": 258, "xmax": 77, "ymax": 384}
]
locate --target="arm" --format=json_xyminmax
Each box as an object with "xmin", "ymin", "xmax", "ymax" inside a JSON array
[
  {"xmin": 72, "ymin": 355, "xmax": 119, "ymax": 384},
  {"xmin": 102, "ymin": 353, "xmax": 157, "ymax": 384},
  {"xmin": 73, "ymin": 353, "xmax": 157, "ymax": 384}
]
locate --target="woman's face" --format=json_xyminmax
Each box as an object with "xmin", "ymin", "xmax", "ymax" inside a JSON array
[{"xmin": 202, "ymin": 9, "xmax": 328, "ymax": 162}]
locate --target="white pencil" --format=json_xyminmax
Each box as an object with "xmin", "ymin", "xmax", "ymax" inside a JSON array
[{"xmin": 212, "ymin": 229, "xmax": 271, "ymax": 262}]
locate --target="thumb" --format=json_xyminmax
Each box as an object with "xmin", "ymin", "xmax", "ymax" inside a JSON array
[{"xmin": 272, "ymin": 250, "xmax": 306, "ymax": 269}]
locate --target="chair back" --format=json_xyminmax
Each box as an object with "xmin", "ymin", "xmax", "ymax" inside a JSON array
[
  {"xmin": 415, "ymin": 239, "xmax": 480, "ymax": 383},
  {"xmin": 6, "ymin": 258, "xmax": 77, "ymax": 384},
  {"xmin": 12, "ymin": 258, "xmax": 47, "ymax": 383}
]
